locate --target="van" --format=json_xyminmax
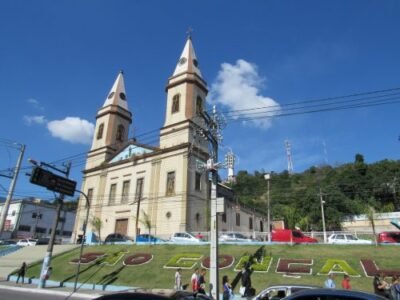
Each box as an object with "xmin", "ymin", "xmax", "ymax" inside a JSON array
[{"xmin": 271, "ymin": 229, "xmax": 318, "ymax": 243}]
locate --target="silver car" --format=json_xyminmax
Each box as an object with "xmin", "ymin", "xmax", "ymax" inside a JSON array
[
  {"xmin": 219, "ymin": 232, "xmax": 252, "ymax": 242},
  {"xmin": 253, "ymin": 284, "xmax": 319, "ymax": 300},
  {"xmin": 328, "ymin": 233, "xmax": 372, "ymax": 244}
]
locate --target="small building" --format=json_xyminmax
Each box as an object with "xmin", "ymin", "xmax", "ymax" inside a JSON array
[
  {"xmin": 0, "ymin": 198, "xmax": 76, "ymax": 240},
  {"xmin": 341, "ymin": 211, "xmax": 400, "ymax": 232}
]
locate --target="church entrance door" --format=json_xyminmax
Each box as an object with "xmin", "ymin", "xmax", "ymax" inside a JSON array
[{"xmin": 115, "ymin": 218, "xmax": 128, "ymax": 236}]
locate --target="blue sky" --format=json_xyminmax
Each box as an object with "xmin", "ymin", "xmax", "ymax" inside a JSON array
[{"xmin": 1, "ymin": 1, "xmax": 400, "ymax": 201}]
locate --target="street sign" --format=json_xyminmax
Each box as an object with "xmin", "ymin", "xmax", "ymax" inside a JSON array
[{"xmin": 30, "ymin": 167, "xmax": 76, "ymax": 196}]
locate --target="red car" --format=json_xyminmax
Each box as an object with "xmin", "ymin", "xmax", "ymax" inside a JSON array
[
  {"xmin": 377, "ymin": 220, "xmax": 400, "ymax": 244},
  {"xmin": 271, "ymin": 229, "xmax": 318, "ymax": 243}
]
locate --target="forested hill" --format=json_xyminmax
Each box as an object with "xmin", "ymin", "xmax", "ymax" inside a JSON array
[{"xmin": 229, "ymin": 154, "xmax": 400, "ymax": 231}]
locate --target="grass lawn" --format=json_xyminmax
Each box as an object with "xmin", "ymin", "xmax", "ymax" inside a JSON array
[{"xmin": 25, "ymin": 244, "xmax": 399, "ymax": 294}]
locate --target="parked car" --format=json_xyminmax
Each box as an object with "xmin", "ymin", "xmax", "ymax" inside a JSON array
[
  {"xmin": 16, "ymin": 239, "xmax": 38, "ymax": 246},
  {"xmin": 136, "ymin": 234, "xmax": 165, "ymax": 244},
  {"xmin": 253, "ymin": 284, "xmax": 320, "ymax": 300},
  {"xmin": 94, "ymin": 289, "xmax": 212, "ymax": 300},
  {"xmin": 219, "ymin": 232, "xmax": 253, "ymax": 242},
  {"xmin": 377, "ymin": 231, "xmax": 400, "ymax": 243},
  {"xmin": 271, "ymin": 229, "xmax": 318, "ymax": 243},
  {"xmin": 104, "ymin": 233, "xmax": 133, "ymax": 244},
  {"xmin": 328, "ymin": 233, "xmax": 372, "ymax": 245},
  {"xmin": 170, "ymin": 232, "xmax": 201, "ymax": 243},
  {"xmin": 282, "ymin": 288, "xmax": 386, "ymax": 300}
]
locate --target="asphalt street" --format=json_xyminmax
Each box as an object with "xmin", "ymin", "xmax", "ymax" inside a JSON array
[{"xmin": 0, "ymin": 286, "xmax": 99, "ymax": 300}]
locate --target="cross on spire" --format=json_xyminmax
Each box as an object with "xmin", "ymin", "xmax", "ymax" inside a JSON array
[{"xmin": 186, "ymin": 27, "xmax": 193, "ymax": 40}]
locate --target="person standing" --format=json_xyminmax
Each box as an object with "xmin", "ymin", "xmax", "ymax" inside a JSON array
[
  {"xmin": 191, "ymin": 268, "xmax": 199, "ymax": 292},
  {"xmin": 222, "ymin": 275, "xmax": 233, "ymax": 300},
  {"xmin": 341, "ymin": 274, "xmax": 351, "ymax": 290},
  {"xmin": 198, "ymin": 268, "xmax": 207, "ymax": 294},
  {"xmin": 16, "ymin": 262, "xmax": 27, "ymax": 284},
  {"xmin": 390, "ymin": 275, "xmax": 400, "ymax": 300},
  {"xmin": 174, "ymin": 268, "xmax": 182, "ymax": 290},
  {"xmin": 324, "ymin": 273, "xmax": 336, "ymax": 289}
]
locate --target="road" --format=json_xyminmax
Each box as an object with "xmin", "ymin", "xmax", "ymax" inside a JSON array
[{"xmin": 0, "ymin": 286, "xmax": 99, "ymax": 300}]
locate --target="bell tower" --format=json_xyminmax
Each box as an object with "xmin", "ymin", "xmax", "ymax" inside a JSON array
[
  {"xmin": 86, "ymin": 71, "xmax": 132, "ymax": 169},
  {"xmin": 160, "ymin": 37, "xmax": 208, "ymax": 151}
]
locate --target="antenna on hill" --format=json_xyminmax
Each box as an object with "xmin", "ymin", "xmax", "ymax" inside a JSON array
[{"xmin": 285, "ymin": 139, "xmax": 294, "ymax": 175}]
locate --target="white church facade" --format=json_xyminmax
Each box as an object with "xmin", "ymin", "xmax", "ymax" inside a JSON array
[{"xmin": 72, "ymin": 38, "xmax": 267, "ymax": 241}]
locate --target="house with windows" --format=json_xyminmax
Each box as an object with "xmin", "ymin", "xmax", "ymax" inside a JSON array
[
  {"xmin": 0, "ymin": 198, "xmax": 76, "ymax": 240},
  {"xmin": 72, "ymin": 37, "xmax": 268, "ymax": 241}
]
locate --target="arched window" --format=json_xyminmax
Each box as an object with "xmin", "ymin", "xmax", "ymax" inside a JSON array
[
  {"xmin": 196, "ymin": 96, "xmax": 203, "ymax": 115},
  {"xmin": 172, "ymin": 94, "xmax": 180, "ymax": 113},
  {"xmin": 116, "ymin": 125, "xmax": 125, "ymax": 142},
  {"xmin": 97, "ymin": 123, "xmax": 104, "ymax": 140}
]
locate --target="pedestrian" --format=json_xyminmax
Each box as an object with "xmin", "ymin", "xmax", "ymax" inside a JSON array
[
  {"xmin": 373, "ymin": 272, "xmax": 390, "ymax": 298},
  {"xmin": 222, "ymin": 275, "xmax": 233, "ymax": 300},
  {"xmin": 16, "ymin": 262, "xmax": 27, "ymax": 284},
  {"xmin": 198, "ymin": 268, "xmax": 207, "ymax": 294},
  {"xmin": 191, "ymin": 267, "xmax": 199, "ymax": 292},
  {"xmin": 390, "ymin": 275, "xmax": 400, "ymax": 300},
  {"xmin": 324, "ymin": 273, "xmax": 336, "ymax": 289},
  {"xmin": 341, "ymin": 274, "xmax": 351, "ymax": 290},
  {"xmin": 174, "ymin": 268, "xmax": 182, "ymax": 290}
]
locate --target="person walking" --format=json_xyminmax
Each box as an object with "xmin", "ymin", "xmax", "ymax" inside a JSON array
[
  {"xmin": 324, "ymin": 273, "xmax": 336, "ymax": 289},
  {"xmin": 390, "ymin": 275, "xmax": 400, "ymax": 300},
  {"xmin": 341, "ymin": 274, "xmax": 351, "ymax": 290},
  {"xmin": 16, "ymin": 262, "xmax": 27, "ymax": 284},
  {"xmin": 191, "ymin": 268, "xmax": 199, "ymax": 292},
  {"xmin": 174, "ymin": 268, "xmax": 182, "ymax": 290},
  {"xmin": 198, "ymin": 268, "xmax": 207, "ymax": 294},
  {"xmin": 222, "ymin": 275, "xmax": 233, "ymax": 300}
]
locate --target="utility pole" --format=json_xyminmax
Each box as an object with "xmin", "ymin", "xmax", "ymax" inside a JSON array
[
  {"xmin": 34, "ymin": 161, "xmax": 72, "ymax": 288},
  {"xmin": 196, "ymin": 105, "xmax": 226, "ymax": 299},
  {"xmin": 319, "ymin": 188, "xmax": 327, "ymax": 243},
  {"xmin": 264, "ymin": 173, "xmax": 271, "ymax": 242},
  {"xmin": 0, "ymin": 143, "xmax": 25, "ymax": 238}
]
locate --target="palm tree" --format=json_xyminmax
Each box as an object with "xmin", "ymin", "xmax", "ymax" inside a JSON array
[
  {"xmin": 90, "ymin": 216, "xmax": 103, "ymax": 244},
  {"xmin": 365, "ymin": 205, "xmax": 377, "ymax": 246},
  {"xmin": 140, "ymin": 210, "xmax": 152, "ymax": 243}
]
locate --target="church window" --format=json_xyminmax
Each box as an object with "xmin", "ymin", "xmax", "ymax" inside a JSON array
[
  {"xmin": 236, "ymin": 213, "xmax": 241, "ymax": 226},
  {"xmin": 109, "ymin": 183, "xmax": 117, "ymax": 205},
  {"xmin": 121, "ymin": 180, "xmax": 130, "ymax": 204},
  {"xmin": 195, "ymin": 172, "xmax": 201, "ymax": 191},
  {"xmin": 116, "ymin": 125, "xmax": 125, "ymax": 142},
  {"xmin": 97, "ymin": 123, "xmax": 104, "ymax": 140},
  {"xmin": 86, "ymin": 188, "xmax": 93, "ymax": 208},
  {"xmin": 135, "ymin": 178, "xmax": 144, "ymax": 201},
  {"xmin": 172, "ymin": 94, "xmax": 180, "ymax": 113},
  {"xmin": 166, "ymin": 171, "xmax": 175, "ymax": 196},
  {"xmin": 196, "ymin": 96, "xmax": 203, "ymax": 115}
]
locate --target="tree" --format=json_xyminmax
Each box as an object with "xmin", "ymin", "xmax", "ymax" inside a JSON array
[
  {"xmin": 90, "ymin": 216, "xmax": 103, "ymax": 243},
  {"xmin": 140, "ymin": 210, "xmax": 152, "ymax": 238},
  {"xmin": 365, "ymin": 205, "xmax": 377, "ymax": 246}
]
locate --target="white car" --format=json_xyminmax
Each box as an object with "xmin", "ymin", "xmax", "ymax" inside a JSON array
[
  {"xmin": 219, "ymin": 232, "xmax": 253, "ymax": 242},
  {"xmin": 170, "ymin": 232, "xmax": 201, "ymax": 243},
  {"xmin": 16, "ymin": 239, "xmax": 38, "ymax": 246},
  {"xmin": 327, "ymin": 233, "xmax": 372, "ymax": 245}
]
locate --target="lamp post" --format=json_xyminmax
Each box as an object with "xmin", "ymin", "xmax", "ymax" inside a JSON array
[
  {"xmin": 73, "ymin": 190, "xmax": 90, "ymax": 292},
  {"xmin": 264, "ymin": 173, "xmax": 271, "ymax": 242},
  {"xmin": 319, "ymin": 188, "xmax": 327, "ymax": 243}
]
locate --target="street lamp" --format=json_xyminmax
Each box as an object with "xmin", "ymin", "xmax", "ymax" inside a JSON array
[
  {"xmin": 264, "ymin": 173, "xmax": 271, "ymax": 243},
  {"xmin": 73, "ymin": 190, "xmax": 90, "ymax": 292},
  {"xmin": 319, "ymin": 188, "xmax": 327, "ymax": 243}
]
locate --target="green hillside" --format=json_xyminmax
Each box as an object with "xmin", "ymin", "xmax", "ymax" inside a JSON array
[{"xmin": 25, "ymin": 244, "xmax": 400, "ymax": 293}]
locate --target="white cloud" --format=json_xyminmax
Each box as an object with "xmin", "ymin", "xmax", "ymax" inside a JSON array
[
  {"xmin": 210, "ymin": 59, "xmax": 280, "ymax": 129},
  {"xmin": 47, "ymin": 117, "xmax": 94, "ymax": 145},
  {"xmin": 27, "ymin": 98, "xmax": 44, "ymax": 110},
  {"xmin": 23, "ymin": 115, "xmax": 48, "ymax": 125}
]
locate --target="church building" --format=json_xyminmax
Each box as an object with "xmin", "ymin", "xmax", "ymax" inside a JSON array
[{"xmin": 72, "ymin": 37, "xmax": 212, "ymax": 240}]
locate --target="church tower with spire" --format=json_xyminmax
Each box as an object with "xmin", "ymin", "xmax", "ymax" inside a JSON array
[
  {"xmin": 160, "ymin": 36, "xmax": 208, "ymax": 153},
  {"xmin": 86, "ymin": 71, "xmax": 132, "ymax": 169}
]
